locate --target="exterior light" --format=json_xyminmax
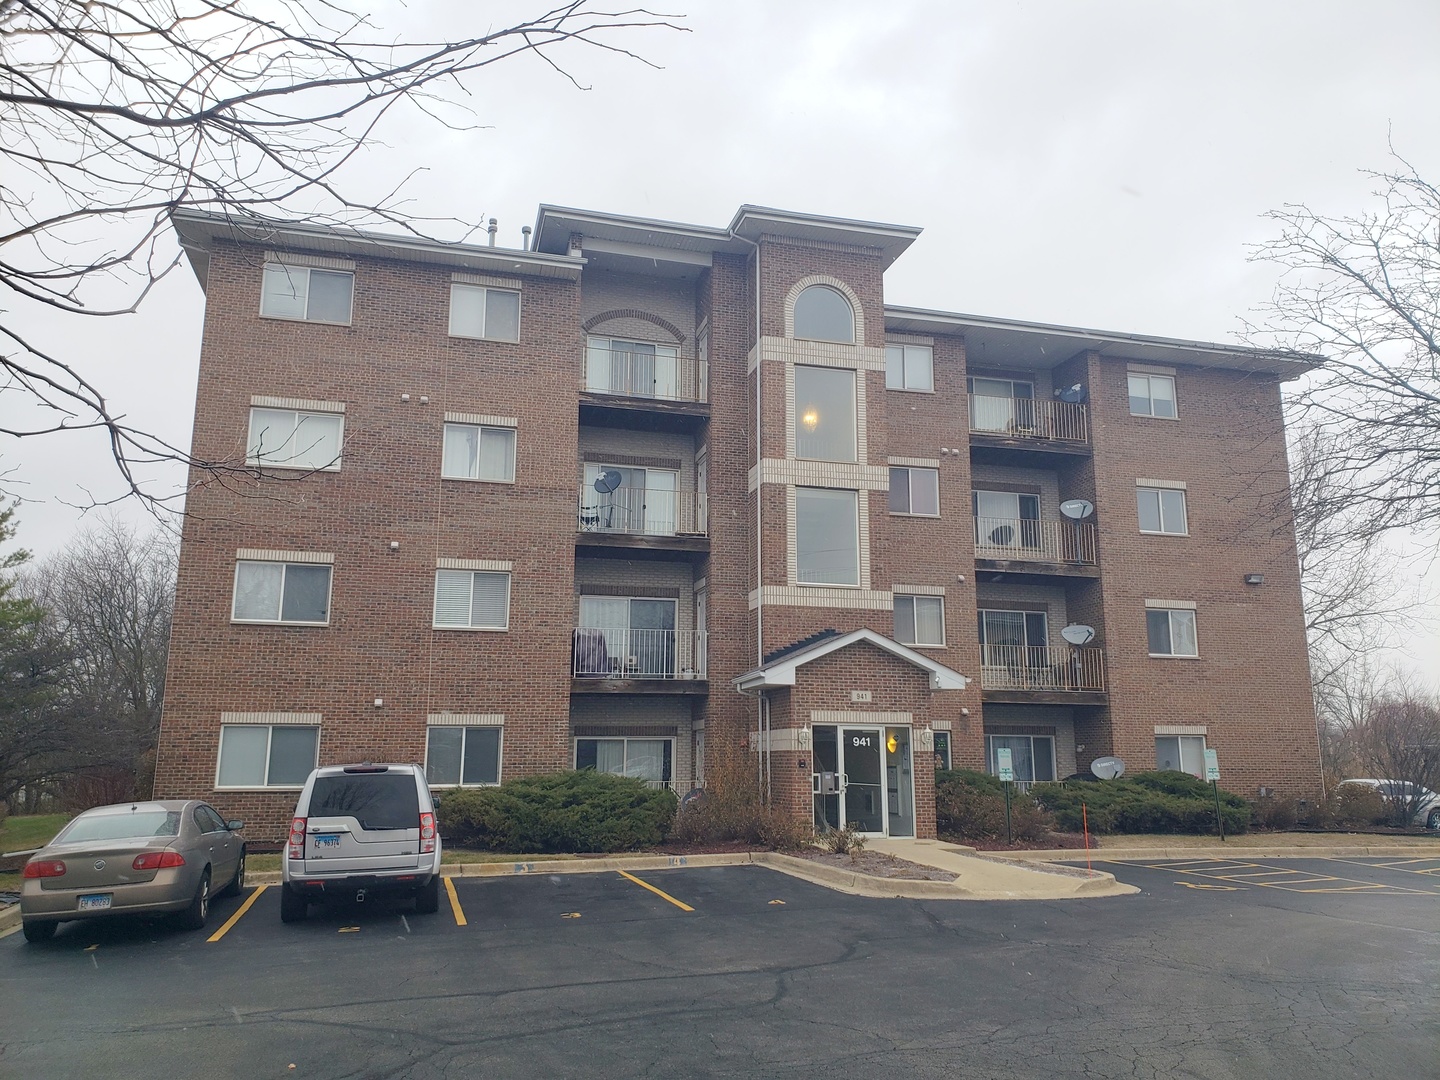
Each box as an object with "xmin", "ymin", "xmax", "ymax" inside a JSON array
[
  {"xmin": 1244, "ymin": 573, "xmax": 1265, "ymax": 585},
  {"xmin": 886, "ymin": 733, "xmax": 898, "ymax": 753}
]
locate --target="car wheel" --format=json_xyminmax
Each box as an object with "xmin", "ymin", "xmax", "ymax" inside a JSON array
[
  {"xmin": 177, "ymin": 870, "xmax": 211, "ymax": 931},
  {"xmin": 220, "ymin": 847, "xmax": 246, "ymax": 898},
  {"xmin": 22, "ymin": 920, "xmax": 57, "ymax": 943},
  {"xmin": 279, "ymin": 883, "xmax": 309, "ymax": 924},
  {"xmin": 1427, "ymin": 809, "xmax": 1440, "ymax": 831},
  {"xmin": 414, "ymin": 875, "xmax": 441, "ymax": 915}
]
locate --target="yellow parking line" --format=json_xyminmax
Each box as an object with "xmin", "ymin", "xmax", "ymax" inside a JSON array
[
  {"xmin": 444, "ymin": 876, "xmax": 467, "ymax": 926},
  {"xmin": 207, "ymin": 884, "xmax": 268, "ymax": 943},
  {"xmin": 617, "ymin": 870, "xmax": 695, "ymax": 912}
]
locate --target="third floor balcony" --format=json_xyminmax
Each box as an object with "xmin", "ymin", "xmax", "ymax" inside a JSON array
[
  {"xmin": 979, "ymin": 644, "xmax": 1106, "ymax": 703},
  {"xmin": 576, "ymin": 483, "xmax": 708, "ymax": 557},
  {"xmin": 968, "ymin": 394, "xmax": 1089, "ymax": 456},
  {"xmin": 581, "ymin": 342, "xmax": 709, "ymax": 424}
]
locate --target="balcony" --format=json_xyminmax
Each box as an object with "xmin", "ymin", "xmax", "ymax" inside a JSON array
[
  {"xmin": 979, "ymin": 644, "xmax": 1106, "ymax": 704},
  {"xmin": 576, "ymin": 485, "xmax": 708, "ymax": 557},
  {"xmin": 973, "ymin": 516, "xmax": 1098, "ymax": 576},
  {"xmin": 571, "ymin": 628, "xmax": 708, "ymax": 694},
  {"xmin": 968, "ymin": 395, "xmax": 1089, "ymax": 457},
  {"xmin": 581, "ymin": 346, "xmax": 709, "ymax": 425}
]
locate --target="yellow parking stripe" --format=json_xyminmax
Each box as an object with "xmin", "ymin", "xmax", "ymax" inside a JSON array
[
  {"xmin": 617, "ymin": 870, "xmax": 695, "ymax": 912},
  {"xmin": 207, "ymin": 884, "xmax": 268, "ymax": 943},
  {"xmin": 444, "ymin": 876, "xmax": 467, "ymax": 926}
]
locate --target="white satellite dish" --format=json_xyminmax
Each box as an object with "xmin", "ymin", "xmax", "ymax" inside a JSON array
[
  {"xmin": 1090, "ymin": 756, "xmax": 1126, "ymax": 780},
  {"xmin": 1060, "ymin": 499, "xmax": 1094, "ymax": 520},
  {"xmin": 1060, "ymin": 624, "xmax": 1095, "ymax": 646}
]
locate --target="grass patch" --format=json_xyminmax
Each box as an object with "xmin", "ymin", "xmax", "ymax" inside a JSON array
[
  {"xmin": 0, "ymin": 871, "xmax": 19, "ymax": 893},
  {"xmin": 1, "ymin": 813, "xmax": 71, "ymax": 855}
]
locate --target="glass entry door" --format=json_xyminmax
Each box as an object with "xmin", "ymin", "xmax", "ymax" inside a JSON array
[{"xmin": 812, "ymin": 725, "xmax": 894, "ymax": 836}]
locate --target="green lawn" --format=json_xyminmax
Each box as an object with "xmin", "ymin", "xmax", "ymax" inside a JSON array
[{"xmin": 1, "ymin": 813, "xmax": 73, "ymax": 895}]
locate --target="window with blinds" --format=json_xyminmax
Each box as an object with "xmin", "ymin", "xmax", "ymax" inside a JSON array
[{"xmin": 433, "ymin": 570, "xmax": 510, "ymax": 630}]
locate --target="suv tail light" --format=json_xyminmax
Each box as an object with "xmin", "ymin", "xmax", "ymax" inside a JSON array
[
  {"xmin": 287, "ymin": 817, "xmax": 307, "ymax": 860},
  {"xmin": 132, "ymin": 850, "xmax": 186, "ymax": 871},
  {"xmin": 419, "ymin": 811, "xmax": 436, "ymax": 854},
  {"xmin": 23, "ymin": 859, "xmax": 66, "ymax": 879}
]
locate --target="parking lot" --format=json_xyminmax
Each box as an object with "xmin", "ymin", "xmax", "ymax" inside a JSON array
[{"xmin": 2, "ymin": 858, "xmax": 1436, "ymax": 1079}]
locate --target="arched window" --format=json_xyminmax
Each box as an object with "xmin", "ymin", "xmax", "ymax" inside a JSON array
[{"xmin": 793, "ymin": 285, "xmax": 855, "ymax": 344}]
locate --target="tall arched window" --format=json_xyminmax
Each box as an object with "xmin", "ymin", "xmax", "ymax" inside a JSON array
[{"xmin": 793, "ymin": 285, "xmax": 855, "ymax": 344}]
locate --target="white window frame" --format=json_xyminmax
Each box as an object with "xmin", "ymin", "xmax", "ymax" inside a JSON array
[
  {"xmin": 1137, "ymin": 487, "xmax": 1188, "ymax": 535},
  {"xmin": 895, "ymin": 594, "xmax": 946, "ymax": 647},
  {"xmin": 1128, "ymin": 373, "xmax": 1178, "ymax": 418},
  {"xmin": 795, "ymin": 487, "xmax": 860, "ymax": 587},
  {"xmin": 1147, "ymin": 607, "xmax": 1199, "ymax": 658},
  {"xmin": 433, "ymin": 570, "xmax": 511, "ymax": 631},
  {"xmin": 889, "ymin": 466, "xmax": 940, "ymax": 517},
  {"xmin": 214, "ymin": 724, "xmax": 319, "ymax": 790},
  {"xmin": 259, "ymin": 264, "xmax": 354, "ymax": 324},
  {"xmin": 425, "ymin": 726, "xmax": 504, "ymax": 787},
  {"xmin": 247, "ymin": 407, "xmax": 345, "ymax": 472},
  {"xmin": 1155, "ymin": 734, "xmax": 1207, "ymax": 778},
  {"xmin": 442, "ymin": 423, "xmax": 516, "ymax": 483},
  {"xmin": 885, "ymin": 343, "xmax": 934, "ymax": 392},
  {"xmin": 573, "ymin": 736, "xmax": 675, "ymax": 787},
  {"xmin": 986, "ymin": 734, "xmax": 1057, "ymax": 783},
  {"xmin": 231, "ymin": 561, "xmax": 333, "ymax": 625},
  {"xmin": 448, "ymin": 283, "xmax": 521, "ymax": 343}
]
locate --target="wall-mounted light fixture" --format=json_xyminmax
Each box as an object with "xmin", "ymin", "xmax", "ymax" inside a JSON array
[{"xmin": 1243, "ymin": 573, "xmax": 1265, "ymax": 585}]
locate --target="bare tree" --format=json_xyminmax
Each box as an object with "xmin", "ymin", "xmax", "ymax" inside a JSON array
[
  {"xmin": 1350, "ymin": 681, "xmax": 1440, "ymax": 829},
  {"xmin": 1, "ymin": 0, "xmax": 682, "ymax": 509}
]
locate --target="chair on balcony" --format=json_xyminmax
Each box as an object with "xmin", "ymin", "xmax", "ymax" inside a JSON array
[{"xmin": 573, "ymin": 628, "xmax": 609, "ymax": 677}]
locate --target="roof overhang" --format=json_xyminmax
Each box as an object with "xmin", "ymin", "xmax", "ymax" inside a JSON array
[
  {"xmin": 734, "ymin": 628, "xmax": 969, "ymax": 694},
  {"xmin": 729, "ymin": 205, "xmax": 921, "ymax": 268},
  {"xmin": 171, "ymin": 208, "xmax": 584, "ymax": 292},
  {"xmin": 885, "ymin": 305, "xmax": 1325, "ymax": 379}
]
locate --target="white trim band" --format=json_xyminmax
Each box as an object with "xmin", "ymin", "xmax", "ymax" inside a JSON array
[
  {"xmin": 235, "ymin": 549, "xmax": 333, "ymax": 564},
  {"xmin": 436, "ymin": 558, "xmax": 512, "ymax": 571},
  {"xmin": 251, "ymin": 395, "xmax": 346, "ymax": 414},
  {"xmin": 428, "ymin": 713, "xmax": 504, "ymax": 726}
]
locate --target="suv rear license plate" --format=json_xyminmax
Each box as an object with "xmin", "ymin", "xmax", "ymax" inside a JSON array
[
  {"xmin": 314, "ymin": 835, "xmax": 341, "ymax": 848},
  {"xmin": 78, "ymin": 894, "xmax": 112, "ymax": 911}
]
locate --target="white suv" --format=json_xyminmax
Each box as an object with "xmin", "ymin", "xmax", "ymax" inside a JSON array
[
  {"xmin": 1337, "ymin": 778, "xmax": 1440, "ymax": 830},
  {"xmin": 280, "ymin": 763, "xmax": 442, "ymax": 922}
]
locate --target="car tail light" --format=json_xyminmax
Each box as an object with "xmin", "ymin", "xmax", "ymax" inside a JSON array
[
  {"xmin": 132, "ymin": 850, "xmax": 186, "ymax": 871},
  {"xmin": 419, "ymin": 811, "xmax": 436, "ymax": 854},
  {"xmin": 288, "ymin": 817, "xmax": 307, "ymax": 860},
  {"xmin": 23, "ymin": 860, "xmax": 66, "ymax": 879}
]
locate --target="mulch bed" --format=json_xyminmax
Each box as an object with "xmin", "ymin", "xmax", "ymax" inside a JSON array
[
  {"xmin": 962, "ymin": 831, "xmax": 1092, "ymax": 851},
  {"xmin": 789, "ymin": 849, "xmax": 957, "ymax": 881}
]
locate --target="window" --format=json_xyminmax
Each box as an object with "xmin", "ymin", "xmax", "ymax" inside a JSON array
[
  {"xmin": 443, "ymin": 424, "xmax": 516, "ymax": 482},
  {"xmin": 260, "ymin": 264, "xmax": 353, "ymax": 323},
  {"xmin": 978, "ymin": 609, "xmax": 1048, "ymax": 664},
  {"xmin": 232, "ymin": 561, "xmax": 331, "ymax": 624},
  {"xmin": 577, "ymin": 596, "xmax": 678, "ymax": 678},
  {"xmin": 586, "ymin": 336, "xmax": 680, "ymax": 399},
  {"xmin": 973, "ymin": 489, "xmax": 1040, "ymax": 548},
  {"xmin": 433, "ymin": 570, "xmax": 510, "ymax": 630},
  {"xmin": 1156, "ymin": 735, "xmax": 1206, "ymax": 778},
  {"xmin": 895, "ymin": 595, "xmax": 945, "ymax": 646},
  {"xmin": 987, "ymin": 735, "xmax": 1056, "ymax": 783},
  {"xmin": 968, "ymin": 377, "xmax": 1035, "ymax": 433},
  {"xmin": 247, "ymin": 407, "xmax": 344, "ymax": 471},
  {"xmin": 426, "ymin": 726, "xmax": 502, "ymax": 786},
  {"xmin": 216, "ymin": 724, "xmax": 318, "ymax": 787},
  {"xmin": 575, "ymin": 737, "xmax": 673, "ymax": 788},
  {"xmin": 448, "ymin": 284, "xmax": 520, "ymax": 342},
  {"xmin": 1128, "ymin": 373, "xmax": 1177, "ymax": 418},
  {"xmin": 1137, "ymin": 487, "xmax": 1188, "ymax": 534},
  {"xmin": 794, "ymin": 365, "xmax": 857, "ymax": 462},
  {"xmin": 885, "ymin": 344, "xmax": 933, "ymax": 391},
  {"xmin": 581, "ymin": 464, "xmax": 677, "ymax": 535},
  {"xmin": 932, "ymin": 731, "xmax": 952, "ymax": 770},
  {"xmin": 796, "ymin": 488, "xmax": 859, "ymax": 586},
  {"xmin": 793, "ymin": 284, "xmax": 854, "ymax": 343},
  {"xmin": 889, "ymin": 467, "xmax": 940, "ymax": 516},
  {"xmin": 1147, "ymin": 607, "xmax": 1198, "ymax": 657}
]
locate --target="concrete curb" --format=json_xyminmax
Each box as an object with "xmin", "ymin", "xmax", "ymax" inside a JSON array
[
  {"xmin": 1008, "ymin": 843, "xmax": 1440, "ymax": 862},
  {"xmin": 0, "ymin": 903, "xmax": 19, "ymax": 934}
]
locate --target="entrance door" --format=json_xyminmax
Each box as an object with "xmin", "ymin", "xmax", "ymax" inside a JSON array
[
  {"xmin": 812, "ymin": 726, "xmax": 900, "ymax": 836},
  {"xmin": 840, "ymin": 728, "xmax": 885, "ymax": 834}
]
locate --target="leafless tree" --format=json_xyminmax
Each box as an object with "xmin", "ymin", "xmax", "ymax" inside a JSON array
[
  {"xmin": 1, "ymin": 0, "xmax": 682, "ymax": 510},
  {"xmin": 1349, "ymin": 679, "xmax": 1440, "ymax": 829}
]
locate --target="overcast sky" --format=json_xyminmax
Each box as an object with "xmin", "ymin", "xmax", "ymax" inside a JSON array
[{"xmin": 4, "ymin": 0, "xmax": 1437, "ymax": 680}]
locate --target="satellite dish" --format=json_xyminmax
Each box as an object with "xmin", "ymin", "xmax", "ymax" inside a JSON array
[
  {"xmin": 1060, "ymin": 499, "xmax": 1094, "ymax": 520},
  {"xmin": 593, "ymin": 469, "xmax": 623, "ymax": 493},
  {"xmin": 1057, "ymin": 383, "xmax": 1088, "ymax": 403},
  {"xmin": 1060, "ymin": 624, "xmax": 1096, "ymax": 645},
  {"xmin": 1090, "ymin": 756, "xmax": 1126, "ymax": 780}
]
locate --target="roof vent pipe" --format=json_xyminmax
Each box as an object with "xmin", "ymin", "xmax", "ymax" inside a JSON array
[
  {"xmin": 487, "ymin": 218, "xmax": 498, "ymax": 246},
  {"xmin": 521, "ymin": 225, "xmax": 532, "ymax": 251}
]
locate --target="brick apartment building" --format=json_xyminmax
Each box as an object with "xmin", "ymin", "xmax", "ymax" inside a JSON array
[{"xmin": 155, "ymin": 203, "xmax": 1321, "ymax": 841}]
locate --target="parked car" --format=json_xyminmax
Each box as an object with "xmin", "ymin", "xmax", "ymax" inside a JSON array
[
  {"xmin": 280, "ymin": 763, "xmax": 442, "ymax": 923},
  {"xmin": 1337, "ymin": 778, "xmax": 1440, "ymax": 829},
  {"xmin": 20, "ymin": 800, "xmax": 246, "ymax": 943}
]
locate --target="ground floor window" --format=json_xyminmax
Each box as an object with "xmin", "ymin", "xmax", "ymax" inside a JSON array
[
  {"xmin": 986, "ymin": 734, "xmax": 1055, "ymax": 782},
  {"xmin": 216, "ymin": 724, "xmax": 318, "ymax": 788},
  {"xmin": 426, "ymin": 726, "xmax": 502, "ymax": 786},
  {"xmin": 933, "ymin": 731, "xmax": 952, "ymax": 770},
  {"xmin": 575, "ymin": 737, "xmax": 673, "ymax": 788},
  {"xmin": 1156, "ymin": 735, "xmax": 1206, "ymax": 778}
]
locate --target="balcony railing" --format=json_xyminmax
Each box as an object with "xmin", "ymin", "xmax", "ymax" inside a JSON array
[
  {"xmin": 973, "ymin": 516, "xmax": 1097, "ymax": 565},
  {"xmin": 578, "ymin": 486, "xmax": 707, "ymax": 537},
  {"xmin": 968, "ymin": 395, "xmax": 1088, "ymax": 444},
  {"xmin": 583, "ymin": 346, "xmax": 708, "ymax": 404},
  {"xmin": 572, "ymin": 628, "xmax": 708, "ymax": 679},
  {"xmin": 979, "ymin": 645, "xmax": 1105, "ymax": 692}
]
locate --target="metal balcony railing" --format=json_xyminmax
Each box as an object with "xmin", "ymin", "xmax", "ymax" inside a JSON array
[
  {"xmin": 578, "ymin": 486, "xmax": 707, "ymax": 537},
  {"xmin": 572, "ymin": 628, "xmax": 708, "ymax": 679},
  {"xmin": 968, "ymin": 395, "xmax": 1089, "ymax": 443},
  {"xmin": 979, "ymin": 645, "xmax": 1106, "ymax": 692},
  {"xmin": 973, "ymin": 516, "xmax": 1097, "ymax": 564},
  {"xmin": 583, "ymin": 346, "xmax": 708, "ymax": 404}
]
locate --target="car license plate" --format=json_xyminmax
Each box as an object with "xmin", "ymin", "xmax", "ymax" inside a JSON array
[
  {"xmin": 313, "ymin": 835, "xmax": 341, "ymax": 849},
  {"xmin": 77, "ymin": 894, "xmax": 112, "ymax": 911}
]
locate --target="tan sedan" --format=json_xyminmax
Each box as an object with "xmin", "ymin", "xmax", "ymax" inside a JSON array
[{"xmin": 20, "ymin": 800, "xmax": 246, "ymax": 943}]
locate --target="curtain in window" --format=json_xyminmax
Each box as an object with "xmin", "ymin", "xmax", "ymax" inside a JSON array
[{"xmin": 218, "ymin": 726, "xmax": 268, "ymax": 786}]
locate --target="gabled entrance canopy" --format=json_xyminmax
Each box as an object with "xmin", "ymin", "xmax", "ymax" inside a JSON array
[{"xmin": 733, "ymin": 628, "xmax": 969, "ymax": 694}]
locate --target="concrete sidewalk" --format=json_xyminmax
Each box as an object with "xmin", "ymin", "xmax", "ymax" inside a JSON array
[{"xmin": 1006, "ymin": 835, "xmax": 1440, "ymax": 862}]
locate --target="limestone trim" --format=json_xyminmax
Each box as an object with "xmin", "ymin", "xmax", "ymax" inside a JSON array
[
  {"xmin": 1136, "ymin": 477, "xmax": 1187, "ymax": 490},
  {"xmin": 451, "ymin": 271, "xmax": 523, "ymax": 290},
  {"xmin": 436, "ymin": 558, "xmax": 512, "ymax": 572},
  {"xmin": 582, "ymin": 308, "xmax": 686, "ymax": 345},
  {"xmin": 220, "ymin": 711, "xmax": 321, "ymax": 726},
  {"xmin": 749, "ymin": 586, "xmax": 892, "ymax": 611},
  {"xmin": 1155, "ymin": 724, "xmax": 1208, "ymax": 736},
  {"xmin": 892, "ymin": 584, "xmax": 946, "ymax": 596},
  {"xmin": 1127, "ymin": 362, "xmax": 1177, "ymax": 376},
  {"xmin": 1145, "ymin": 598, "xmax": 1197, "ymax": 609},
  {"xmin": 751, "ymin": 459, "xmax": 889, "ymax": 492},
  {"xmin": 251, "ymin": 394, "xmax": 345, "ymax": 414},
  {"xmin": 428, "ymin": 713, "xmax": 504, "ymax": 726},
  {"xmin": 809, "ymin": 710, "xmax": 914, "ymax": 726},
  {"xmin": 265, "ymin": 250, "xmax": 354, "ymax": 271},
  {"xmin": 887, "ymin": 456, "xmax": 940, "ymax": 468},
  {"xmin": 235, "ymin": 548, "xmax": 333, "ymax": 564},
  {"xmin": 444, "ymin": 412, "xmax": 518, "ymax": 428}
]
